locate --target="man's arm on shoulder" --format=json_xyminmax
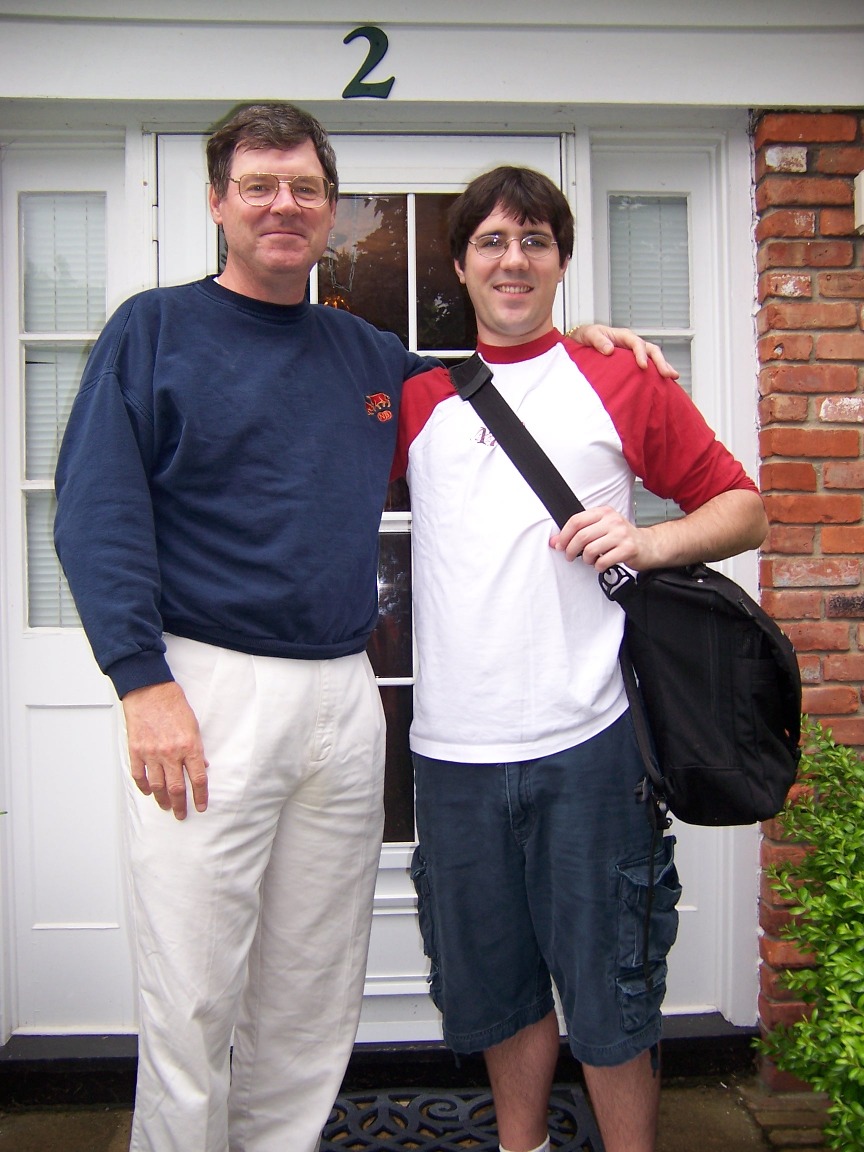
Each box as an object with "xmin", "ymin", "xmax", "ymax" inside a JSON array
[
  {"xmin": 122, "ymin": 680, "xmax": 209, "ymax": 820},
  {"xmin": 551, "ymin": 488, "xmax": 768, "ymax": 572},
  {"xmin": 569, "ymin": 323, "xmax": 680, "ymax": 380}
]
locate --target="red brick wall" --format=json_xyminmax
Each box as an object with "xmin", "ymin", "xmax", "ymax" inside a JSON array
[
  {"xmin": 754, "ymin": 108, "xmax": 864, "ymax": 1090},
  {"xmin": 756, "ymin": 110, "xmax": 864, "ymax": 747}
]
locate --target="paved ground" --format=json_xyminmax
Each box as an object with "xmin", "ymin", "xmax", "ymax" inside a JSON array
[
  {"xmin": 0, "ymin": 1073, "xmax": 832, "ymax": 1151},
  {"xmin": 0, "ymin": 1073, "xmax": 830, "ymax": 1152}
]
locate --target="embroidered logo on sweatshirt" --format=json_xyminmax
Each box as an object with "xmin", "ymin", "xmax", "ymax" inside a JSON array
[
  {"xmin": 365, "ymin": 392, "xmax": 393, "ymax": 422},
  {"xmin": 474, "ymin": 426, "xmax": 498, "ymax": 447}
]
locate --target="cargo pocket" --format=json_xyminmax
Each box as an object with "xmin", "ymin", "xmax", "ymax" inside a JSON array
[
  {"xmin": 410, "ymin": 846, "xmax": 444, "ymax": 1012},
  {"xmin": 615, "ymin": 836, "xmax": 681, "ymax": 1033}
]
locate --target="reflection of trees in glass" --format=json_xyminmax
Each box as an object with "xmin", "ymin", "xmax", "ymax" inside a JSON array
[
  {"xmin": 22, "ymin": 194, "xmax": 107, "ymax": 331},
  {"xmin": 368, "ymin": 535, "xmax": 414, "ymax": 844},
  {"xmin": 322, "ymin": 196, "xmax": 409, "ymax": 345},
  {"xmin": 367, "ymin": 532, "xmax": 411, "ymax": 679},
  {"xmin": 415, "ymin": 194, "xmax": 476, "ymax": 352},
  {"xmin": 384, "ymin": 477, "xmax": 410, "ymax": 513},
  {"xmin": 379, "ymin": 686, "xmax": 414, "ymax": 842},
  {"xmin": 319, "ymin": 193, "xmax": 477, "ymax": 352}
]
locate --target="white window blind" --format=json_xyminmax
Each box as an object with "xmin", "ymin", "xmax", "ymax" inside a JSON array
[
  {"xmin": 609, "ymin": 195, "xmax": 690, "ymax": 330},
  {"xmin": 26, "ymin": 491, "xmax": 79, "ymax": 627},
  {"xmin": 25, "ymin": 343, "xmax": 91, "ymax": 480},
  {"xmin": 20, "ymin": 192, "xmax": 106, "ymax": 626},
  {"xmin": 608, "ymin": 194, "xmax": 692, "ymax": 527},
  {"xmin": 21, "ymin": 193, "xmax": 106, "ymax": 331}
]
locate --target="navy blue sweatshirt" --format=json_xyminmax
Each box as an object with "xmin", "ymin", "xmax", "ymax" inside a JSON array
[{"xmin": 54, "ymin": 277, "xmax": 431, "ymax": 697}]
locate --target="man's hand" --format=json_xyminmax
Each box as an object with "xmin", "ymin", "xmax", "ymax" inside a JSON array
[
  {"xmin": 550, "ymin": 506, "xmax": 658, "ymax": 573},
  {"xmin": 122, "ymin": 681, "xmax": 209, "ymax": 820},
  {"xmin": 568, "ymin": 324, "xmax": 680, "ymax": 380},
  {"xmin": 551, "ymin": 490, "xmax": 768, "ymax": 573}
]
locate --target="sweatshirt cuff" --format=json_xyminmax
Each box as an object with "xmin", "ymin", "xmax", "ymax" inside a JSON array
[{"xmin": 106, "ymin": 650, "xmax": 174, "ymax": 699}]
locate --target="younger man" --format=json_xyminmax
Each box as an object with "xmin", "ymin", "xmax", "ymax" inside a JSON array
[{"xmin": 394, "ymin": 167, "xmax": 767, "ymax": 1152}]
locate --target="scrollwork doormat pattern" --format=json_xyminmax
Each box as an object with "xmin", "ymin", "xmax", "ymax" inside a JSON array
[{"xmin": 321, "ymin": 1085, "xmax": 604, "ymax": 1151}]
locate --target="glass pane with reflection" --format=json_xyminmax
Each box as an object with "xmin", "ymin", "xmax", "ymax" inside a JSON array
[
  {"xmin": 609, "ymin": 195, "xmax": 690, "ymax": 330},
  {"xmin": 26, "ymin": 491, "xmax": 79, "ymax": 627},
  {"xmin": 415, "ymin": 194, "xmax": 477, "ymax": 352},
  {"xmin": 21, "ymin": 193, "xmax": 106, "ymax": 332},
  {"xmin": 367, "ymin": 531, "xmax": 412, "ymax": 678},
  {"xmin": 384, "ymin": 477, "xmax": 410, "ymax": 513},
  {"xmin": 379, "ymin": 685, "xmax": 414, "ymax": 842},
  {"xmin": 321, "ymin": 195, "xmax": 409, "ymax": 344},
  {"xmin": 655, "ymin": 339, "xmax": 692, "ymax": 399},
  {"xmin": 25, "ymin": 342, "xmax": 92, "ymax": 480}
]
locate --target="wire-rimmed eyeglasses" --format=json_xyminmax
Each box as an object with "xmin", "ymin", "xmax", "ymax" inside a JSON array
[
  {"xmin": 468, "ymin": 233, "xmax": 558, "ymax": 261},
  {"xmin": 229, "ymin": 173, "xmax": 333, "ymax": 208}
]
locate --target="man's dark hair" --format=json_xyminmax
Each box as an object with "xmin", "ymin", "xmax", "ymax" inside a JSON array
[
  {"xmin": 449, "ymin": 166, "xmax": 573, "ymax": 267},
  {"xmin": 206, "ymin": 102, "xmax": 339, "ymax": 201}
]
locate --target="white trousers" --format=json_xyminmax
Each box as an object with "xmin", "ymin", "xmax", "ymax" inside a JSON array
[{"xmin": 121, "ymin": 638, "xmax": 386, "ymax": 1152}]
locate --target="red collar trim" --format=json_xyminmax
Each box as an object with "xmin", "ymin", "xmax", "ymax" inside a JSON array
[{"xmin": 476, "ymin": 329, "xmax": 563, "ymax": 364}]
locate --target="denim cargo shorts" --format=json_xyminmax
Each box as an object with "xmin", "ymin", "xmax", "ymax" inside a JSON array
[{"xmin": 411, "ymin": 711, "xmax": 681, "ymax": 1067}]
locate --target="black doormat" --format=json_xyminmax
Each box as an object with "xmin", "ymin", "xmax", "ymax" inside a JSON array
[{"xmin": 322, "ymin": 1085, "xmax": 604, "ymax": 1150}]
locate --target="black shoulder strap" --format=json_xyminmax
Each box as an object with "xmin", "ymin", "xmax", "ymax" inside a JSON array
[{"xmin": 449, "ymin": 354, "xmax": 585, "ymax": 527}]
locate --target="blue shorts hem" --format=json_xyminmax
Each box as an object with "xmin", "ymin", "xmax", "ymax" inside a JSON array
[
  {"xmin": 443, "ymin": 991, "xmax": 556, "ymax": 1054},
  {"xmin": 567, "ymin": 1015, "xmax": 663, "ymax": 1068}
]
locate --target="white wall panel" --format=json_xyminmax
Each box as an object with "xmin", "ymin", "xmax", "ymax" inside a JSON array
[
  {"xmin": 15, "ymin": 703, "xmax": 134, "ymax": 1030},
  {"xmin": 26, "ymin": 705, "xmax": 121, "ymax": 926}
]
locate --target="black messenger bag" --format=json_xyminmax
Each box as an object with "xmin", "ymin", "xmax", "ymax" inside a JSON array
[
  {"xmin": 449, "ymin": 354, "xmax": 802, "ymax": 827},
  {"xmin": 601, "ymin": 563, "xmax": 801, "ymax": 825}
]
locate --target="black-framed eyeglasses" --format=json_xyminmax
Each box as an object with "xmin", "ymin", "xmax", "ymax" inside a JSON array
[
  {"xmin": 469, "ymin": 233, "xmax": 558, "ymax": 261},
  {"xmin": 229, "ymin": 173, "xmax": 333, "ymax": 208}
]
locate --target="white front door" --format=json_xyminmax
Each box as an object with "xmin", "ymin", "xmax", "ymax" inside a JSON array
[
  {"xmin": 0, "ymin": 127, "xmax": 758, "ymax": 1045},
  {"xmin": 157, "ymin": 131, "xmax": 568, "ymax": 1042}
]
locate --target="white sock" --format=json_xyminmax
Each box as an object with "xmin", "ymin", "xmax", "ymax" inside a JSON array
[{"xmin": 499, "ymin": 1139, "xmax": 550, "ymax": 1152}]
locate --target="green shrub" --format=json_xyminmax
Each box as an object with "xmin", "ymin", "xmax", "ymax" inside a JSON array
[{"xmin": 759, "ymin": 717, "xmax": 864, "ymax": 1150}]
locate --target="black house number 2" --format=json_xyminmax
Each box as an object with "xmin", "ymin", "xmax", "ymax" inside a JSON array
[{"xmin": 342, "ymin": 25, "xmax": 395, "ymax": 99}]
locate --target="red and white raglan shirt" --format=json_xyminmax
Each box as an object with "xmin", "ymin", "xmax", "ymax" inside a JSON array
[{"xmin": 392, "ymin": 329, "xmax": 759, "ymax": 765}]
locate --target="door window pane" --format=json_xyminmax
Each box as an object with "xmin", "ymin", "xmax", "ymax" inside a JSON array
[
  {"xmin": 26, "ymin": 491, "xmax": 78, "ymax": 627},
  {"xmin": 654, "ymin": 338, "xmax": 692, "ymax": 399},
  {"xmin": 367, "ymin": 531, "xmax": 412, "ymax": 679},
  {"xmin": 321, "ymin": 195, "xmax": 409, "ymax": 345},
  {"xmin": 384, "ymin": 477, "xmax": 410, "ymax": 514},
  {"xmin": 21, "ymin": 193, "xmax": 106, "ymax": 332},
  {"xmin": 25, "ymin": 343, "xmax": 91, "ymax": 480},
  {"xmin": 415, "ymin": 193, "xmax": 476, "ymax": 351},
  {"xmin": 609, "ymin": 198, "xmax": 691, "ymax": 528},
  {"xmin": 609, "ymin": 196, "xmax": 689, "ymax": 329},
  {"xmin": 297, "ymin": 191, "xmax": 478, "ymax": 840},
  {"xmin": 379, "ymin": 686, "xmax": 414, "ymax": 842}
]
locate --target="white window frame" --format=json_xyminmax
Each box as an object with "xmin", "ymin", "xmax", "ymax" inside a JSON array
[{"xmin": 3, "ymin": 149, "xmax": 122, "ymax": 633}]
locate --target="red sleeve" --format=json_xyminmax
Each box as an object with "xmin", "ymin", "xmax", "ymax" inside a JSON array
[
  {"xmin": 391, "ymin": 365, "xmax": 456, "ymax": 481},
  {"xmin": 566, "ymin": 342, "xmax": 758, "ymax": 514}
]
